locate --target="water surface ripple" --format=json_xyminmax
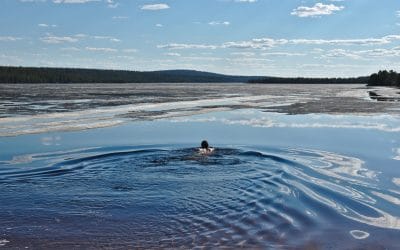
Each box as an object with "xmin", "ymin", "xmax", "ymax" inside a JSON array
[{"xmin": 1, "ymin": 146, "xmax": 399, "ymax": 248}]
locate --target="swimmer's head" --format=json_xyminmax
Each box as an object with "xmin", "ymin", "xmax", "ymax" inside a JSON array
[{"xmin": 201, "ymin": 140, "xmax": 209, "ymax": 149}]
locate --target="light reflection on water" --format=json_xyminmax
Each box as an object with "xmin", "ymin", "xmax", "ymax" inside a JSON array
[{"xmin": 0, "ymin": 141, "xmax": 400, "ymax": 248}]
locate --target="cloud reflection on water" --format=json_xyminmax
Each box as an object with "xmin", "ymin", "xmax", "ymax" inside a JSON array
[{"xmin": 170, "ymin": 110, "xmax": 400, "ymax": 133}]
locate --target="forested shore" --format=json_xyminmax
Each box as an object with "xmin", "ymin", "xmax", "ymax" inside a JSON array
[
  {"xmin": 368, "ymin": 70, "xmax": 400, "ymax": 86},
  {"xmin": 0, "ymin": 66, "xmax": 254, "ymax": 83},
  {"xmin": 0, "ymin": 66, "xmax": 399, "ymax": 86},
  {"xmin": 248, "ymin": 76, "xmax": 368, "ymax": 84}
]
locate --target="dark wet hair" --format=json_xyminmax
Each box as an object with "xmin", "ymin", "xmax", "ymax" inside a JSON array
[{"xmin": 201, "ymin": 140, "xmax": 209, "ymax": 149}]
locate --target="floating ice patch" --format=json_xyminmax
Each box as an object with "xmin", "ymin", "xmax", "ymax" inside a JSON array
[
  {"xmin": 393, "ymin": 178, "xmax": 400, "ymax": 187},
  {"xmin": 368, "ymin": 87, "xmax": 400, "ymax": 100},
  {"xmin": 393, "ymin": 149, "xmax": 400, "ymax": 161},
  {"xmin": 372, "ymin": 191, "xmax": 400, "ymax": 206},
  {"xmin": 336, "ymin": 89, "xmax": 371, "ymax": 100},
  {"xmin": 0, "ymin": 95, "xmax": 277, "ymax": 137},
  {"xmin": 350, "ymin": 230, "xmax": 370, "ymax": 240},
  {"xmin": 41, "ymin": 135, "xmax": 62, "ymax": 146},
  {"xmin": 0, "ymin": 239, "xmax": 10, "ymax": 247},
  {"xmin": 10, "ymin": 155, "xmax": 33, "ymax": 164}
]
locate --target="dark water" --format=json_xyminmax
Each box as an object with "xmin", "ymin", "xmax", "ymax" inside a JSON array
[{"xmin": 1, "ymin": 144, "xmax": 399, "ymax": 248}]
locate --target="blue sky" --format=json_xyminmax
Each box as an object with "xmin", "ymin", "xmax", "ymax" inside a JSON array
[{"xmin": 0, "ymin": 0, "xmax": 399, "ymax": 77}]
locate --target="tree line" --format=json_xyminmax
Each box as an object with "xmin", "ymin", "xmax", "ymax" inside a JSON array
[
  {"xmin": 0, "ymin": 66, "xmax": 399, "ymax": 86},
  {"xmin": 250, "ymin": 70, "xmax": 400, "ymax": 86},
  {"xmin": 248, "ymin": 76, "xmax": 368, "ymax": 84},
  {"xmin": 368, "ymin": 70, "xmax": 400, "ymax": 86},
  {"xmin": 0, "ymin": 66, "xmax": 252, "ymax": 83}
]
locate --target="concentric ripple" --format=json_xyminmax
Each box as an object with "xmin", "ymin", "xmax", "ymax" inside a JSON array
[{"xmin": 1, "ymin": 145, "xmax": 400, "ymax": 248}]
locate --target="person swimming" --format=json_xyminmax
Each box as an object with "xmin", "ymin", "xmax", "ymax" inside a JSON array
[{"xmin": 199, "ymin": 140, "xmax": 214, "ymax": 154}]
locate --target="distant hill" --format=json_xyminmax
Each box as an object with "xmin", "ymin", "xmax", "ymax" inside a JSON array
[
  {"xmin": 0, "ymin": 66, "xmax": 258, "ymax": 83},
  {"xmin": 152, "ymin": 70, "xmax": 255, "ymax": 82}
]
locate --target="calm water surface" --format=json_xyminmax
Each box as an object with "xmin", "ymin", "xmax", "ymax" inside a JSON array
[{"xmin": 0, "ymin": 84, "xmax": 400, "ymax": 249}]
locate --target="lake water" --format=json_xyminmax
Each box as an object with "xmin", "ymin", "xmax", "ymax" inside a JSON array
[{"xmin": 0, "ymin": 83, "xmax": 400, "ymax": 248}]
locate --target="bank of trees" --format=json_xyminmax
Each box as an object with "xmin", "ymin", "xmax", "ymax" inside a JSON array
[
  {"xmin": 368, "ymin": 70, "xmax": 400, "ymax": 86},
  {"xmin": 1, "ymin": 66, "xmax": 399, "ymax": 86},
  {"xmin": 250, "ymin": 70, "xmax": 400, "ymax": 86},
  {"xmin": 0, "ymin": 66, "xmax": 252, "ymax": 83},
  {"xmin": 248, "ymin": 76, "xmax": 368, "ymax": 84}
]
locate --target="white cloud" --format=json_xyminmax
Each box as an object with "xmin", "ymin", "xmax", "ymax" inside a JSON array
[
  {"xmin": 53, "ymin": 0, "xmax": 100, "ymax": 3},
  {"xmin": 181, "ymin": 56, "xmax": 223, "ymax": 61},
  {"xmin": 110, "ymin": 38, "xmax": 120, "ymax": 42},
  {"xmin": 227, "ymin": 57, "xmax": 272, "ymax": 63},
  {"xmin": 156, "ymin": 23, "xmax": 163, "ymax": 27},
  {"xmin": 290, "ymin": 37, "xmax": 397, "ymax": 46},
  {"xmin": 291, "ymin": 3, "xmax": 344, "ymax": 17},
  {"xmin": 141, "ymin": 3, "xmax": 170, "ymax": 11},
  {"xmin": 321, "ymin": 49, "xmax": 362, "ymax": 60},
  {"xmin": 21, "ymin": 0, "xmax": 106, "ymax": 4},
  {"xmin": 85, "ymin": 47, "xmax": 117, "ymax": 52},
  {"xmin": 239, "ymin": 35, "xmax": 400, "ymax": 48},
  {"xmin": 74, "ymin": 33, "xmax": 87, "ymax": 38},
  {"xmin": 165, "ymin": 52, "xmax": 181, "ymax": 57},
  {"xmin": 0, "ymin": 54, "xmax": 22, "ymax": 64},
  {"xmin": 356, "ymin": 47, "xmax": 400, "ymax": 57},
  {"xmin": 261, "ymin": 52, "xmax": 306, "ymax": 57},
  {"xmin": 19, "ymin": 0, "xmax": 46, "ymax": 2},
  {"xmin": 122, "ymin": 49, "xmax": 137, "ymax": 53},
  {"xmin": 234, "ymin": 0, "xmax": 257, "ymax": 2},
  {"xmin": 295, "ymin": 35, "xmax": 400, "ymax": 46},
  {"xmin": 41, "ymin": 35, "xmax": 78, "ymax": 44},
  {"xmin": 393, "ymin": 149, "xmax": 400, "ymax": 161},
  {"xmin": 106, "ymin": 0, "xmax": 118, "ymax": 8},
  {"xmin": 231, "ymin": 52, "xmax": 255, "ymax": 57},
  {"xmin": 222, "ymin": 38, "xmax": 288, "ymax": 50},
  {"xmin": 38, "ymin": 23, "xmax": 57, "ymax": 28},
  {"xmin": 93, "ymin": 35, "xmax": 120, "ymax": 42},
  {"xmin": 158, "ymin": 35, "xmax": 400, "ymax": 53},
  {"xmin": 46, "ymin": 33, "xmax": 121, "ymax": 43},
  {"xmin": 157, "ymin": 43, "xmax": 218, "ymax": 50},
  {"xmin": 112, "ymin": 55, "xmax": 135, "ymax": 60},
  {"xmin": 61, "ymin": 47, "xmax": 80, "ymax": 51},
  {"xmin": 209, "ymin": 21, "xmax": 230, "ymax": 26},
  {"xmin": 397, "ymin": 10, "xmax": 400, "ymax": 17},
  {"xmin": 112, "ymin": 16, "xmax": 128, "ymax": 20},
  {"xmin": 0, "ymin": 36, "xmax": 22, "ymax": 42}
]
